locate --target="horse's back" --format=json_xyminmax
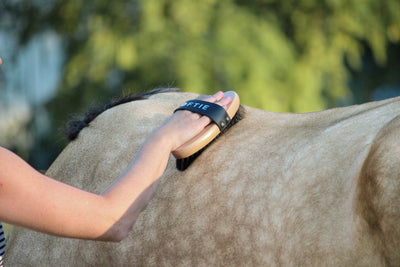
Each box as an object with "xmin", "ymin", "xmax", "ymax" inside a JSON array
[{"xmin": 5, "ymin": 92, "xmax": 400, "ymax": 266}]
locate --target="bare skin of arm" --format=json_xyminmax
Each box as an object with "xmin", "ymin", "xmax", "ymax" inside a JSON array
[{"xmin": 0, "ymin": 59, "xmax": 230, "ymax": 241}]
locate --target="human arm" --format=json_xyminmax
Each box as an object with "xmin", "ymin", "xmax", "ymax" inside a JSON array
[{"xmin": 0, "ymin": 92, "xmax": 230, "ymax": 242}]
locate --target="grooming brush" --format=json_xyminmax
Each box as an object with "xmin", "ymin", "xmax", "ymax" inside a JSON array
[{"xmin": 172, "ymin": 91, "xmax": 241, "ymax": 171}]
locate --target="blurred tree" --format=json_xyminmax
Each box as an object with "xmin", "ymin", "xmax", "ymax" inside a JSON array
[
  {"xmin": 349, "ymin": 43, "xmax": 400, "ymax": 104},
  {"xmin": 47, "ymin": 0, "xmax": 400, "ymax": 112},
  {"xmin": 1, "ymin": 0, "xmax": 400, "ymax": 169}
]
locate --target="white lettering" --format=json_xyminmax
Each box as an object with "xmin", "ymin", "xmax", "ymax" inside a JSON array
[{"xmin": 182, "ymin": 102, "xmax": 209, "ymax": 110}]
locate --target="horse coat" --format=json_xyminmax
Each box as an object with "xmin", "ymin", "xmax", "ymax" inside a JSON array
[{"xmin": 5, "ymin": 91, "xmax": 400, "ymax": 266}]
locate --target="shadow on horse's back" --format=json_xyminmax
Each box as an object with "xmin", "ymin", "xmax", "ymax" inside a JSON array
[{"xmin": 6, "ymin": 90, "xmax": 400, "ymax": 266}]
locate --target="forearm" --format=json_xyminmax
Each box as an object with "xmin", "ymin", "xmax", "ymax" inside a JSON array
[
  {"xmin": 98, "ymin": 132, "xmax": 173, "ymax": 240},
  {"xmin": 0, "ymin": 134, "xmax": 173, "ymax": 242}
]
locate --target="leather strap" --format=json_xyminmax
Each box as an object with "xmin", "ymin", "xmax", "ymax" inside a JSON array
[
  {"xmin": 174, "ymin": 100, "xmax": 231, "ymax": 131},
  {"xmin": 172, "ymin": 91, "xmax": 240, "ymax": 159}
]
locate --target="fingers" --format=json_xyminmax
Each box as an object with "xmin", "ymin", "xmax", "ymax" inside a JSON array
[
  {"xmin": 219, "ymin": 96, "xmax": 232, "ymax": 110},
  {"xmin": 0, "ymin": 58, "xmax": 2, "ymax": 66},
  {"xmin": 201, "ymin": 91, "xmax": 223, "ymax": 102},
  {"xmin": 201, "ymin": 91, "xmax": 232, "ymax": 110}
]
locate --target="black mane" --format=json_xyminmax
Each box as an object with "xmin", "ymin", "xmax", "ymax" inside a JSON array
[{"xmin": 63, "ymin": 88, "xmax": 177, "ymax": 141}]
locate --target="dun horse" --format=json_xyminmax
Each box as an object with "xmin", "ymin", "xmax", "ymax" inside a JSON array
[{"xmin": 5, "ymin": 90, "xmax": 400, "ymax": 266}]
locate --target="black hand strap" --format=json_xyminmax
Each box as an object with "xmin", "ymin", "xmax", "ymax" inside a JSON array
[{"xmin": 174, "ymin": 100, "xmax": 231, "ymax": 131}]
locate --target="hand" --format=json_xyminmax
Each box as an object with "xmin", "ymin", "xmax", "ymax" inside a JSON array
[{"xmin": 153, "ymin": 91, "xmax": 232, "ymax": 152}]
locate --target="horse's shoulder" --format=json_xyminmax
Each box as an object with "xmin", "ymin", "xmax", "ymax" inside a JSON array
[{"xmin": 356, "ymin": 114, "xmax": 400, "ymax": 266}]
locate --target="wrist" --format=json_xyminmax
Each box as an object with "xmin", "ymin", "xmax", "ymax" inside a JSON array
[{"xmin": 146, "ymin": 129, "xmax": 175, "ymax": 153}]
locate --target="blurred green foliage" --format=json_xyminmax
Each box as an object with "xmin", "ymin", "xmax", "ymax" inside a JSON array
[
  {"xmin": 7, "ymin": 0, "xmax": 397, "ymax": 112},
  {"xmin": 1, "ymin": 0, "xmax": 400, "ymax": 168}
]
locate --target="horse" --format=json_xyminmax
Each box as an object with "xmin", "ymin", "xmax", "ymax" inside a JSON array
[{"xmin": 5, "ymin": 89, "xmax": 400, "ymax": 266}]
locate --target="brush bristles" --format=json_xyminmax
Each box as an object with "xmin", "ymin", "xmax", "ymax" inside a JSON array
[
  {"xmin": 176, "ymin": 150, "xmax": 203, "ymax": 171},
  {"xmin": 175, "ymin": 105, "xmax": 245, "ymax": 171}
]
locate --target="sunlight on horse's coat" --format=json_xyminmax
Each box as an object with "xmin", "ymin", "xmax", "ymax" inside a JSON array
[{"xmin": 5, "ymin": 91, "xmax": 400, "ymax": 266}]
